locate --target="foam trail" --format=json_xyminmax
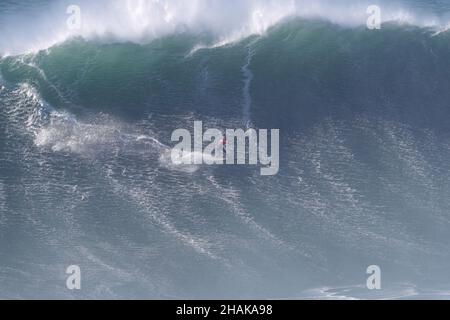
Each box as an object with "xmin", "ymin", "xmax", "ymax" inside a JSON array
[{"xmin": 242, "ymin": 47, "xmax": 255, "ymax": 127}]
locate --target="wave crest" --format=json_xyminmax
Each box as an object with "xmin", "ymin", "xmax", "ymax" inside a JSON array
[{"xmin": 1, "ymin": 0, "xmax": 448, "ymax": 55}]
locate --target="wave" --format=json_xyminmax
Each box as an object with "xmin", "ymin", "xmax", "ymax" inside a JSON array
[
  {"xmin": 3, "ymin": 1, "xmax": 450, "ymax": 300},
  {"xmin": 1, "ymin": 0, "xmax": 450, "ymax": 55},
  {"xmin": 2, "ymin": 16, "xmax": 450, "ymax": 137}
]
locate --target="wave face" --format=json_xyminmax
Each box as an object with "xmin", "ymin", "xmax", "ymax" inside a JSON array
[{"xmin": 2, "ymin": 1, "xmax": 450, "ymax": 299}]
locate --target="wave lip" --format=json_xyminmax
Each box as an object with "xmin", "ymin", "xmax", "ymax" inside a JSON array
[{"xmin": 1, "ymin": 0, "xmax": 449, "ymax": 55}]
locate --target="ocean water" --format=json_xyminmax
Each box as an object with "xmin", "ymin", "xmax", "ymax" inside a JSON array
[{"xmin": 1, "ymin": 0, "xmax": 450, "ymax": 299}]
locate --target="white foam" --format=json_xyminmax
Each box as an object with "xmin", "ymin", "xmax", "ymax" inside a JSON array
[
  {"xmin": 16, "ymin": 85, "xmax": 164, "ymax": 158},
  {"xmin": 159, "ymin": 149, "xmax": 224, "ymax": 174},
  {"xmin": 0, "ymin": 0, "xmax": 448, "ymax": 55}
]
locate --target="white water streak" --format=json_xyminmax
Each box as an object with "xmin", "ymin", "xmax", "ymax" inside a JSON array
[{"xmin": 242, "ymin": 47, "xmax": 255, "ymax": 126}]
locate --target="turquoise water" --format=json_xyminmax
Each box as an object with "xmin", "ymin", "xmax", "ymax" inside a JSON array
[{"xmin": 1, "ymin": 0, "xmax": 450, "ymax": 299}]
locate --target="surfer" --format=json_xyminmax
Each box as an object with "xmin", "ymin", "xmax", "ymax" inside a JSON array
[{"xmin": 219, "ymin": 138, "xmax": 228, "ymax": 156}]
